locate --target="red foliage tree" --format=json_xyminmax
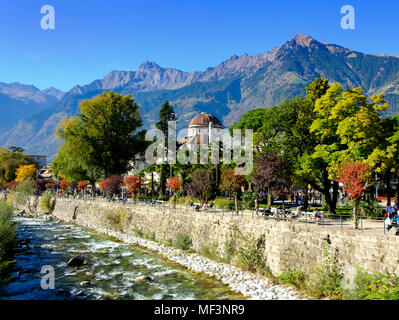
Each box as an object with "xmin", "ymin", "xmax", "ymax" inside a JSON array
[
  {"xmin": 7, "ymin": 180, "xmax": 16, "ymax": 191},
  {"xmin": 45, "ymin": 183, "xmax": 54, "ymax": 190},
  {"xmin": 60, "ymin": 179, "xmax": 69, "ymax": 191},
  {"xmin": 166, "ymin": 176, "xmax": 181, "ymax": 193},
  {"xmin": 337, "ymin": 161, "xmax": 371, "ymax": 228},
  {"xmin": 101, "ymin": 175, "xmax": 123, "ymax": 196},
  {"xmin": 124, "ymin": 175, "xmax": 143, "ymax": 195},
  {"xmin": 251, "ymin": 151, "xmax": 292, "ymax": 208},
  {"xmin": 77, "ymin": 181, "xmax": 88, "ymax": 190}
]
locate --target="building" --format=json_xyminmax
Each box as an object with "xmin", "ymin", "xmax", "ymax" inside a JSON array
[
  {"xmin": 28, "ymin": 155, "xmax": 47, "ymax": 168},
  {"xmin": 178, "ymin": 112, "xmax": 224, "ymax": 148}
]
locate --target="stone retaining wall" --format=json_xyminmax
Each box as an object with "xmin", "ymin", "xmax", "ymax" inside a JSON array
[{"xmin": 45, "ymin": 198, "xmax": 399, "ymax": 283}]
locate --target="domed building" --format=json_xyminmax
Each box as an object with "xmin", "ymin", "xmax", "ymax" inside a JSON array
[{"xmin": 178, "ymin": 112, "xmax": 224, "ymax": 148}]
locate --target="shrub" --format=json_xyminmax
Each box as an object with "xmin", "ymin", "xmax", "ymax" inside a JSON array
[
  {"xmin": 223, "ymin": 237, "xmax": 236, "ymax": 263},
  {"xmin": 242, "ymin": 190, "xmax": 257, "ymax": 208},
  {"xmin": 132, "ymin": 224, "xmax": 144, "ymax": 237},
  {"xmin": 234, "ymin": 227, "xmax": 269, "ymax": 275},
  {"xmin": 347, "ymin": 270, "xmax": 399, "ymax": 300},
  {"xmin": 214, "ymin": 198, "xmax": 236, "ymax": 209},
  {"xmin": 305, "ymin": 241, "xmax": 343, "ymax": 299},
  {"xmin": 279, "ymin": 268, "xmax": 306, "ymax": 289},
  {"xmin": 200, "ymin": 243, "xmax": 219, "ymax": 261},
  {"xmin": 105, "ymin": 209, "xmax": 129, "ymax": 231},
  {"xmin": 40, "ymin": 194, "xmax": 55, "ymax": 213},
  {"xmin": 0, "ymin": 201, "xmax": 17, "ymax": 285},
  {"xmin": 173, "ymin": 233, "xmax": 192, "ymax": 250}
]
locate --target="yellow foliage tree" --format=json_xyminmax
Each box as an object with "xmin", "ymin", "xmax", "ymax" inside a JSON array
[{"xmin": 15, "ymin": 164, "xmax": 37, "ymax": 183}]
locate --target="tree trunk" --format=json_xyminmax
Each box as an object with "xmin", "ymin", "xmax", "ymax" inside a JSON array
[
  {"xmin": 234, "ymin": 195, "xmax": 238, "ymax": 215},
  {"xmin": 386, "ymin": 172, "xmax": 392, "ymax": 205},
  {"xmin": 90, "ymin": 179, "xmax": 96, "ymax": 198},
  {"xmin": 354, "ymin": 198, "xmax": 359, "ymax": 229},
  {"xmin": 267, "ymin": 187, "xmax": 272, "ymax": 207}
]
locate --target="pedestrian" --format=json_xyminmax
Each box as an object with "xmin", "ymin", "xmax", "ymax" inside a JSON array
[{"xmin": 386, "ymin": 202, "xmax": 394, "ymax": 218}]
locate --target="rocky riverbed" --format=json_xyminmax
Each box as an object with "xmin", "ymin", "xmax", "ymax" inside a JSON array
[{"xmin": 52, "ymin": 215, "xmax": 304, "ymax": 300}]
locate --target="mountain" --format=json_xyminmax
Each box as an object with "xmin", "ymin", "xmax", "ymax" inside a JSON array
[
  {"xmin": 0, "ymin": 82, "xmax": 64, "ymax": 130},
  {"xmin": 2, "ymin": 33, "xmax": 399, "ymax": 159}
]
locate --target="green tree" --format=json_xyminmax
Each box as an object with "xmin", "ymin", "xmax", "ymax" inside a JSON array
[
  {"xmin": 156, "ymin": 100, "xmax": 176, "ymax": 197},
  {"xmin": 54, "ymin": 91, "xmax": 146, "ymax": 192}
]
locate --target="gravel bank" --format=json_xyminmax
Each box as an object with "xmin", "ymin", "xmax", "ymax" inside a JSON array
[{"xmin": 63, "ymin": 218, "xmax": 304, "ymax": 300}]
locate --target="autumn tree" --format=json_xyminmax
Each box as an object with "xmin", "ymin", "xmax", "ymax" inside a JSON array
[
  {"xmin": 219, "ymin": 168, "xmax": 246, "ymax": 213},
  {"xmin": 251, "ymin": 151, "xmax": 292, "ymax": 209},
  {"xmin": 101, "ymin": 175, "xmax": 123, "ymax": 196},
  {"xmin": 337, "ymin": 161, "xmax": 372, "ymax": 228},
  {"xmin": 60, "ymin": 179, "xmax": 69, "ymax": 191},
  {"xmin": 15, "ymin": 164, "xmax": 37, "ymax": 183},
  {"xmin": 166, "ymin": 176, "xmax": 181, "ymax": 193},
  {"xmin": 124, "ymin": 175, "xmax": 143, "ymax": 197},
  {"xmin": 77, "ymin": 181, "xmax": 88, "ymax": 191},
  {"xmin": 0, "ymin": 147, "xmax": 35, "ymax": 185},
  {"xmin": 186, "ymin": 168, "xmax": 216, "ymax": 201}
]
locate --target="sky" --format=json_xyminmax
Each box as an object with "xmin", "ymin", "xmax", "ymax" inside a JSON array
[{"xmin": 0, "ymin": 0, "xmax": 398, "ymax": 91}]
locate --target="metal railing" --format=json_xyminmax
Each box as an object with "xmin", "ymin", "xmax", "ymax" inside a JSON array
[{"xmin": 29, "ymin": 193, "xmax": 395, "ymax": 236}]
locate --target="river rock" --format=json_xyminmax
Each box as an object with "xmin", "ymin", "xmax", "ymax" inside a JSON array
[
  {"xmin": 67, "ymin": 257, "xmax": 86, "ymax": 267},
  {"xmin": 135, "ymin": 275, "xmax": 152, "ymax": 283},
  {"xmin": 80, "ymin": 281, "xmax": 91, "ymax": 286}
]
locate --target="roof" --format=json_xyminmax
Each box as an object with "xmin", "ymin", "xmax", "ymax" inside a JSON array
[{"xmin": 188, "ymin": 113, "xmax": 223, "ymax": 128}]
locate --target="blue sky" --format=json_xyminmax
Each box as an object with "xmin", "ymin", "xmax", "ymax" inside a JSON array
[{"xmin": 0, "ymin": 0, "xmax": 397, "ymax": 91}]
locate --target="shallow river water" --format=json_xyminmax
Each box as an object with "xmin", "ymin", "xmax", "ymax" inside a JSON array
[{"xmin": 0, "ymin": 217, "xmax": 245, "ymax": 300}]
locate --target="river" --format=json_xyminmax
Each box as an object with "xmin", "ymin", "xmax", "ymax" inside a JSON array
[{"xmin": 0, "ymin": 217, "xmax": 245, "ymax": 300}]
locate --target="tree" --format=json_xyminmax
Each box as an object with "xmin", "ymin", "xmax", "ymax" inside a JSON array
[
  {"xmin": 15, "ymin": 164, "xmax": 37, "ymax": 183},
  {"xmin": 60, "ymin": 179, "xmax": 69, "ymax": 191},
  {"xmin": 124, "ymin": 175, "xmax": 143, "ymax": 196},
  {"xmin": 14, "ymin": 178, "xmax": 35, "ymax": 211},
  {"xmin": 51, "ymin": 129, "xmax": 102, "ymax": 197},
  {"xmin": 251, "ymin": 151, "xmax": 292, "ymax": 209},
  {"xmin": 219, "ymin": 168, "xmax": 246, "ymax": 213},
  {"xmin": 166, "ymin": 176, "xmax": 181, "ymax": 193},
  {"xmin": 7, "ymin": 181, "xmax": 16, "ymax": 191},
  {"xmin": 45, "ymin": 183, "xmax": 54, "ymax": 190},
  {"xmin": 337, "ymin": 161, "xmax": 372, "ymax": 228},
  {"xmin": 34, "ymin": 179, "xmax": 47, "ymax": 192},
  {"xmin": 156, "ymin": 100, "xmax": 176, "ymax": 197},
  {"xmin": 77, "ymin": 181, "xmax": 88, "ymax": 191},
  {"xmin": 0, "ymin": 148, "xmax": 35, "ymax": 185},
  {"xmin": 101, "ymin": 175, "xmax": 123, "ymax": 196},
  {"xmin": 54, "ymin": 91, "xmax": 146, "ymax": 193},
  {"xmin": 186, "ymin": 168, "xmax": 216, "ymax": 201}
]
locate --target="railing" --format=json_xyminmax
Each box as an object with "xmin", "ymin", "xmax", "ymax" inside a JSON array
[{"xmin": 26, "ymin": 192, "xmax": 395, "ymax": 236}]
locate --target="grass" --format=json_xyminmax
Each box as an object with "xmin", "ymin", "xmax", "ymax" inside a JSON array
[
  {"xmin": 172, "ymin": 233, "xmax": 192, "ymax": 250},
  {"xmin": 0, "ymin": 201, "xmax": 17, "ymax": 286}
]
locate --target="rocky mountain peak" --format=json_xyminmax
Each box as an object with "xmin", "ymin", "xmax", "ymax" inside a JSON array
[{"xmin": 293, "ymin": 33, "xmax": 317, "ymax": 47}]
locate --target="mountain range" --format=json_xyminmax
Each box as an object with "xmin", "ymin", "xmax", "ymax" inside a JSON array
[{"xmin": 2, "ymin": 33, "xmax": 399, "ymax": 160}]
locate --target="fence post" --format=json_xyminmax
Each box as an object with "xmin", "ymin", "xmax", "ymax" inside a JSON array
[
  {"xmin": 322, "ymin": 213, "xmax": 324, "ymax": 228},
  {"xmin": 340, "ymin": 215, "xmax": 343, "ymax": 230}
]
